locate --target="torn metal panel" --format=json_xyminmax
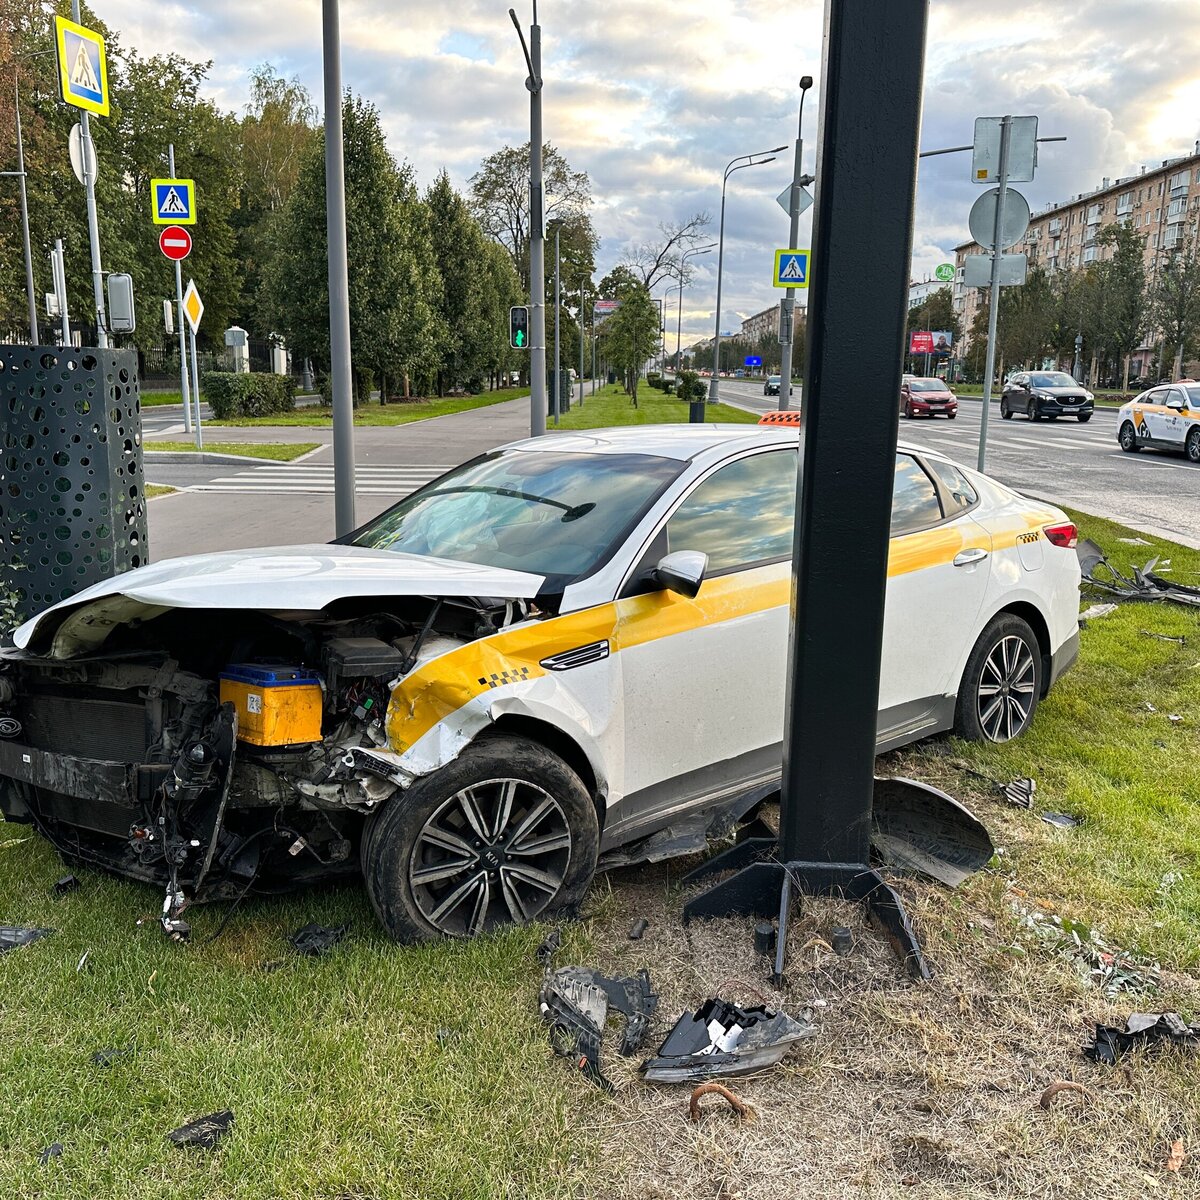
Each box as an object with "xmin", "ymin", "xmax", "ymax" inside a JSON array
[{"xmin": 641, "ymin": 998, "xmax": 816, "ymax": 1084}]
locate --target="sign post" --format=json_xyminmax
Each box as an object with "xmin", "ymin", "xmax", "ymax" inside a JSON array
[
  {"xmin": 182, "ymin": 279, "xmax": 204, "ymax": 450},
  {"xmin": 55, "ymin": 9, "xmax": 109, "ymax": 346},
  {"xmin": 165, "ymin": 146, "xmax": 192, "ymax": 434},
  {"xmin": 976, "ymin": 116, "xmax": 1013, "ymax": 472}
]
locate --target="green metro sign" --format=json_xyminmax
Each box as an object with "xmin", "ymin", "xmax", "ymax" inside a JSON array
[{"xmin": 509, "ymin": 305, "xmax": 530, "ymax": 350}]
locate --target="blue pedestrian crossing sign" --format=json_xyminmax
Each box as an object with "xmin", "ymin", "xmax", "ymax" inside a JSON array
[
  {"xmin": 773, "ymin": 248, "xmax": 811, "ymax": 289},
  {"xmin": 151, "ymin": 178, "xmax": 197, "ymax": 226},
  {"xmin": 54, "ymin": 16, "xmax": 109, "ymax": 117}
]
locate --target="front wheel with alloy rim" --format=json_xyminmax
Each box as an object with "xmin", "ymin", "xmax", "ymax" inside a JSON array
[
  {"xmin": 361, "ymin": 735, "xmax": 599, "ymax": 942},
  {"xmin": 1187, "ymin": 427, "xmax": 1200, "ymax": 463},
  {"xmin": 1118, "ymin": 421, "xmax": 1141, "ymax": 452},
  {"xmin": 1027, "ymin": 399, "xmax": 1040, "ymax": 421},
  {"xmin": 954, "ymin": 614, "xmax": 1043, "ymax": 743}
]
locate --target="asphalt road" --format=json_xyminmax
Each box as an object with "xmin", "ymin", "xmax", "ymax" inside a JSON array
[{"xmin": 714, "ymin": 379, "xmax": 1200, "ymax": 549}]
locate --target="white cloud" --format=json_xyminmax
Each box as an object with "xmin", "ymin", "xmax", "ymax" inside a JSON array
[{"xmin": 96, "ymin": 0, "xmax": 1200, "ymax": 342}]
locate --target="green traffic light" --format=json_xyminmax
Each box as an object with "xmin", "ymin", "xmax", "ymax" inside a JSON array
[{"xmin": 515, "ymin": 329, "xmax": 526, "ymax": 347}]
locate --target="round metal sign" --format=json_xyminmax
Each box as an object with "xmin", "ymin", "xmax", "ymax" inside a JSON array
[
  {"xmin": 968, "ymin": 187, "xmax": 1030, "ymax": 251},
  {"xmin": 158, "ymin": 225, "xmax": 192, "ymax": 261},
  {"xmin": 934, "ymin": 263, "xmax": 955, "ymax": 282}
]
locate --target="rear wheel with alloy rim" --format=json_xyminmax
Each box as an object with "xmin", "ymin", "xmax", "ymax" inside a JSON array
[
  {"xmin": 1118, "ymin": 422, "xmax": 1141, "ymax": 452},
  {"xmin": 1187, "ymin": 427, "xmax": 1200, "ymax": 463},
  {"xmin": 954, "ymin": 614, "xmax": 1043, "ymax": 743},
  {"xmin": 1001, "ymin": 402, "xmax": 1013, "ymax": 420},
  {"xmin": 361, "ymin": 735, "xmax": 599, "ymax": 941}
]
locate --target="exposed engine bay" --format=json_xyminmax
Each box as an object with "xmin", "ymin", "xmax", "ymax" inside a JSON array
[{"xmin": 0, "ymin": 594, "xmax": 531, "ymax": 939}]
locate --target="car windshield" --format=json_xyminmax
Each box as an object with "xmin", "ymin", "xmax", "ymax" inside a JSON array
[
  {"xmin": 1184, "ymin": 385, "xmax": 1200, "ymax": 407},
  {"xmin": 1029, "ymin": 372, "xmax": 1077, "ymax": 388},
  {"xmin": 908, "ymin": 379, "xmax": 947, "ymax": 391},
  {"xmin": 347, "ymin": 449, "xmax": 682, "ymax": 584},
  {"xmin": 769, "ymin": 376, "xmax": 780, "ymax": 382}
]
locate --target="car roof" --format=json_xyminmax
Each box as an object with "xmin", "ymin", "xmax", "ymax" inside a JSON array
[{"xmin": 495, "ymin": 424, "xmax": 941, "ymax": 464}]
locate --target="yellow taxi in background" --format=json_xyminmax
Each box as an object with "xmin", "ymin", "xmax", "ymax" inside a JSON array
[{"xmin": 1117, "ymin": 381, "xmax": 1200, "ymax": 462}]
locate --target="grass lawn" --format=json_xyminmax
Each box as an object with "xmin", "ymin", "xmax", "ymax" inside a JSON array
[
  {"xmin": 140, "ymin": 391, "xmax": 188, "ymax": 407},
  {"xmin": 145, "ymin": 442, "xmax": 320, "ymax": 462},
  {"xmin": 553, "ymin": 383, "xmax": 758, "ymax": 428},
  {"xmin": 208, "ymin": 388, "xmax": 529, "ymax": 428},
  {"xmin": 1, "ymin": 508, "xmax": 1197, "ymax": 1197},
  {"xmin": 952, "ymin": 382, "xmax": 1125, "ymax": 408},
  {"xmin": 144, "ymin": 485, "xmax": 177, "ymax": 499}
]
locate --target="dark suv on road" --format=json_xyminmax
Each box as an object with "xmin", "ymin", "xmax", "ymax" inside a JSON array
[{"xmin": 1000, "ymin": 371, "xmax": 1094, "ymax": 422}]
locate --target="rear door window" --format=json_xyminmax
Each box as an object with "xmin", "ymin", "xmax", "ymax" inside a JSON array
[
  {"xmin": 891, "ymin": 454, "xmax": 944, "ymax": 536},
  {"xmin": 924, "ymin": 458, "xmax": 979, "ymax": 514}
]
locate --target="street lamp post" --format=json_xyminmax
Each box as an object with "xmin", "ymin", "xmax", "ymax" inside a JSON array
[
  {"xmin": 0, "ymin": 76, "xmax": 38, "ymax": 343},
  {"xmin": 552, "ymin": 221, "xmax": 560, "ymax": 425},
  {"xmin": 510, "ymin": 4, "xmax": 546, "ymax": 435},
  {"xmin": 777, "ymin": 76, "xmax": 814, "ymax": 411},
  {"xmin": 675, "ymin": 243, "xmax": 716, "ymax": 373},
  {"xmin": 1072, "ymin": 332, "xmax": 1083, "ymax": 383},
  {"xmin": 578, "ymin": 278, "xmax": 586, "ymax": 408},
  {"xmin": 699, "ymin": 147, "xmax": 786, "ymax": 422}
]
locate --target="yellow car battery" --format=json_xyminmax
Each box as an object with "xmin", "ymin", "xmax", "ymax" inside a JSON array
[{"xmin": 219, "ymin": 664, "xmax": 324, "ymax": 747}]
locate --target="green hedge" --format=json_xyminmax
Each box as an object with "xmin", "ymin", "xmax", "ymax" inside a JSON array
[{"xmin": 202, "ymin": 372, "xmax": 296, "ymax": 419}]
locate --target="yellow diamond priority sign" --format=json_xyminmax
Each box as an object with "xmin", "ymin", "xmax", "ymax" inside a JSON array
[{"xmin": 182, "ymin": 279, "xmax": 204, "ymax": 334}]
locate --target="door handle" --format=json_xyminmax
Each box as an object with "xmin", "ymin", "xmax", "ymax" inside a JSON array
[{"xmin": 953, "ymin": 547, "xmax": 989, "ymax": 567}]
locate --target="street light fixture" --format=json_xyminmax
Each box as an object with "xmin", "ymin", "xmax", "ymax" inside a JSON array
[
  {"xmin": 697, "ymin": 147, "xmax": 787, "ymax": 422},
  {"xmin": 675, "ymin": 242, "xmax": 716, "ymax": 373}
]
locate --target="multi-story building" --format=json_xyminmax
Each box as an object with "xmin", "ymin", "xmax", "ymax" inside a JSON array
[
  {"xmin": 738, "ymin": 301, "xmax": 806, "ymax": 344},
  {"xmin": 908, "ymin": 278, "xmax": 946, "ymax": 309},
  {"xmin": 952, "ymin": 146, "xmax": 1200, "ymax": 371}
]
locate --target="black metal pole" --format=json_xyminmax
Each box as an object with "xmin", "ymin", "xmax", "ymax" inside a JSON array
[{"xmin": 683, "ymin": 0, "xmax": 932, "ymax": 980}]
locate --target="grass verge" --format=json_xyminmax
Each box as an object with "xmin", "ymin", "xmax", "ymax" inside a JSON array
[
  {"xmin": 208, "ymin": 388, "xmax": 529, "ymax": 428},
  {"xmin": 145, "ymin": 442, "xmax": 320, "ymax": 462},
  {"xmin": 0, "ymin": 508, "xmax": 1196, "ymax": 1198},
  {"xmin": 144, "ymin": 485, "xmax": 177, "ymax": 499},
  {"xmin": 553, "ymin": 383, "xmax": 758, "ymax": 428}
]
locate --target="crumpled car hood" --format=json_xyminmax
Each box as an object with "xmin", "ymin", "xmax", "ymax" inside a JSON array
[{"xmin": 14, "ymin": 543, "xmax": 545, "ymax": 657}]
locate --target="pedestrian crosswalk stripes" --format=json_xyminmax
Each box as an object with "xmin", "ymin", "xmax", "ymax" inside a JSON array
[{"xmin": 177, "ymin": 462, "xmax": 453, "ymax": 496}]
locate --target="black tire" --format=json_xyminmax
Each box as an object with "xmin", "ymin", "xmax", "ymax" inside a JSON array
[
  {"xmin": 1077, "ymin": 412, "xmax": 1091, "ymax": 423},
  {"xmin": 947, "ymin": 412, "xmax": 957, "ymax": 420},
  {"xmin": 1001, "ymin": 401, "xmax": 1013, "ymax": 420},
  {"xmin": 954, "ymin": 614, "xmax": 1043, "ymax": 743},
  {"xmin": 904, "ymin": 401, "xmax": 914, "ymax": 419},
  {"xmin": 361, "ymin": 735, "xmax": 599, "ymax": 942},
  {"xmin": 1118, "ymin": 421, "xmax": 1141, "ymax": 452},
  {"xmin": 1027, "ymin": 399, "xmax": 1039, "ymax": 421},
  {"xmin": 1187, "ymin": 427, "xmax": 1200, "ymax": 463}
]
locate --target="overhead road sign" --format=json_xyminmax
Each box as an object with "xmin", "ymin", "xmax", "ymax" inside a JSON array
[
  {"xmin": 182, "ymin": 279, "xmax": 204, "ymax": 334},
  {"xmin": 968, "ymin": 187, "xmax": 1030, "ymax": 249},
  {"xmin": 934, "ymin": 263, "xmax": 955, "ymax": 282},
  {"xmin": 509, "ymin": 305, "xmax": 529, "ymax": 349},
  {"xmin": 152, "ymin": 178, "xmax": 196, "ymax": 225},
  {"xmin": 963, "ymin": 253, "xmax": 1027, "ymax": 288},
  {"xmin": 773, "ymin": 249, "xmax": 810, "ymax": 289},
  {"xmin": 54, "ymin": 16, "xmax": 109, "ymax": 116},
  {"xmin": 159, "ymin": 225, "xmax": 192, "ymax": 261},
  {"xmin": 973, "ymin": 116, "xmax": 1038, "ymax": 183}
]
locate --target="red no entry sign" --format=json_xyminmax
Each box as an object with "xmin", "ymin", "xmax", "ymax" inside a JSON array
[{"xmin": 158, "ymin": 225, "xmax": 192, "ymax": 261}]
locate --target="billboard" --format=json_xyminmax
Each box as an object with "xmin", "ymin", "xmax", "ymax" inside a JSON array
[
  {"xmin": 931, "ymin": 330, "xmax": 953, "ymax": 353},
  {"xmin": 593, "ymin": 299, "xmax": 621, "ymax": 324},
  {"xmin": 910, "ymin": 330, "xmax": 953, "ymax": 354}
]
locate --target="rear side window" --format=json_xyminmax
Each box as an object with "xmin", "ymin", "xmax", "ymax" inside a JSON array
[
  {"xmin": 924, "ymin": 458, "xmax": 979, "ymax": 514},
  {"xmin": 666, "ymin": 451, "xmax": 796, "ymax": 573},
  {"xmin": 892, "ymin": 454, "xmax": 943, "ymax": 536}
]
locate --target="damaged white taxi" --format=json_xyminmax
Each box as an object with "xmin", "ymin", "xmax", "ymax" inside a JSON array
[{"xmin": 0, "ymin": 426, "xmax": 1080, "ymax": 941}]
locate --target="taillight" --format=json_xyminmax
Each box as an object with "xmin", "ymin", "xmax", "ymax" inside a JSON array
[{"xmin": 1043, "ymin": 522, "xmax": 1078, "ymax": 548}]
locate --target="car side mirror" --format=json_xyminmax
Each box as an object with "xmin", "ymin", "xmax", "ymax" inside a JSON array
[{"xmin": 655, "ymin": 550, "xmax": 707, "ymax": 598}]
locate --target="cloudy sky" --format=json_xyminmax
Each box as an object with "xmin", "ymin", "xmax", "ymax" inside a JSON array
[{"xmin": 101, "ymin": 0, "xmax": 1200, "ymax": 343}]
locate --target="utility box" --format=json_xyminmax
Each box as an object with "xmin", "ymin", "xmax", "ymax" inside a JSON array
[
  {"xmin": 0, "ymin": 345, "xmax": 148, "ymax": 616},
  {"xmin": 270, "ymin": 339, "xmax": 289, "ymax": 376},
  {"xmin": 224, "ymin": 325, "xmax": 250, "ymax": 374},
  {"xmin": 106, "ymin": 274, "xmax": 135, "ymax": 334}
]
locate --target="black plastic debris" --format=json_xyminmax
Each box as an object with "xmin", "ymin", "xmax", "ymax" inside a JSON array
[
  {"xmin": 642, "ymin": 998, "xmax": 816, "ymax": 1084},
  {"xmin": 38, "ymin": 1143, "xmax": 62, "ymax": 1165},
  {"xmin": 1041, "ymin": 812, "xmax": 1081, "ymax": 829},
  {"xmin": 871, "ymin": 777, "xmax": 994, "ymax": 887},
  {"xmin": 167, "ymin": 1109, "xmax": 234, "ymax": 1150},
  {"xmin": 999, "ymin": 777, "xmax": 1036, "ymax": 808},
  {"xmin": 753, "ymin": 921, "xmax": 776, "ymax": 957},
  {"xmin": 1078, "ymin": 542, "xmax": 1200, "ymax": 610},
  {"xmin": 628, "ymin": 918, "xmax": 649, "ymax": 940},
  {"xmin": 1084, "ymin": 1013, "xmax": 1200, "ymax": 1065},
  {"xmin": 540, "ymin": 966, "xmax": 658, "ymax": 1091},
  {"xmin": 53, "ymin": 875, "xmax": 80, "ymax": 895},
  {"xmin": 288, "ymin": 922, "xmax": 348, "ymax": 957},
  {"xmin": 91, "ymin": 1047, "xmax": 134, "ymax": 1068},
  {"xmin": 536, "ymin": 928, "xmax": 562, "ymax": 964},
  {"xmin": 831, "ymin": 927, "xmax": 853, "ymax": 956},
  {"xmin": 0, "ymin": 926, "xmax": 53, "ymax": 953}
]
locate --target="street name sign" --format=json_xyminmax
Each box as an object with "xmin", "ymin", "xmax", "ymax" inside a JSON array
[
  {"xmin": 773, "ymin": 249, "xmax": 810, "ymax": 288},
  {"xmin": 152, "ymin": 178, "xmax": 196, "ymax": 225},
  {"xmin": 182, "ymin": 279, "xmax": 204, "ymax": 334},
  {"xmin": 54, "ymin": 16, "xmax": 109, "ymax": 117},
  {"xmin": 159, "ymin": 226, "xmax": 193, "ymax": 261}
]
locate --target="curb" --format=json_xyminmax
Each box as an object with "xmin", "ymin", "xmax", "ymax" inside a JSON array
[{"xmin": 144, "ymin": 451, "xmax": 286, "ymax": 466}]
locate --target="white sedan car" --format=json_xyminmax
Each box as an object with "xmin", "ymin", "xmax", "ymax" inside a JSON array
[{"xmin": 1, "ymin": 427, "xmax": 1080, "ymax": 942}]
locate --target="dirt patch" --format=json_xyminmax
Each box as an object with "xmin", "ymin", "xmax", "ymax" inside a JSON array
[{"xmin": 556, "ymin": 836, "xmax": 1198, "ymax": 1200}]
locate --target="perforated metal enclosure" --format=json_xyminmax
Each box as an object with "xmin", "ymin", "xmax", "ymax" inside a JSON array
[{"xmin": 0, "ymin": 345, "xmax": 148, "ymax": 615}]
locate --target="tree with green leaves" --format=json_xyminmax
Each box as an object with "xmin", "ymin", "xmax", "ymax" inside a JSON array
[
  {"xmin": 998, "ymin": 265, "xmax": 1056, "ymax": 369},
  {"xmin": 601, "ymin": 282, "xmax": 660, "ymax": 405},
  {"xmin": 1149, "ymin": 232, "xmax": 1200, "ymax": 380},
  {"xmin": 1094, "ymin": 222, "xmax": 1148, "ymax": 389}
]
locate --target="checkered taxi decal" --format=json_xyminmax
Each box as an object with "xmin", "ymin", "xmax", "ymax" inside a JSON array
[{"xmin": 477, "ymin": 666, "xmax": 533, "ymax": 689}]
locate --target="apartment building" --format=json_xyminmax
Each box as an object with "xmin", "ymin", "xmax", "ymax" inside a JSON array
[
  {"xmin": 952, "ymin": 146, "xmax": 1200, "ymax": 366},
  {"xmin": 738, "ymin": 301, "xmax": 806, "ymax": 343}
]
